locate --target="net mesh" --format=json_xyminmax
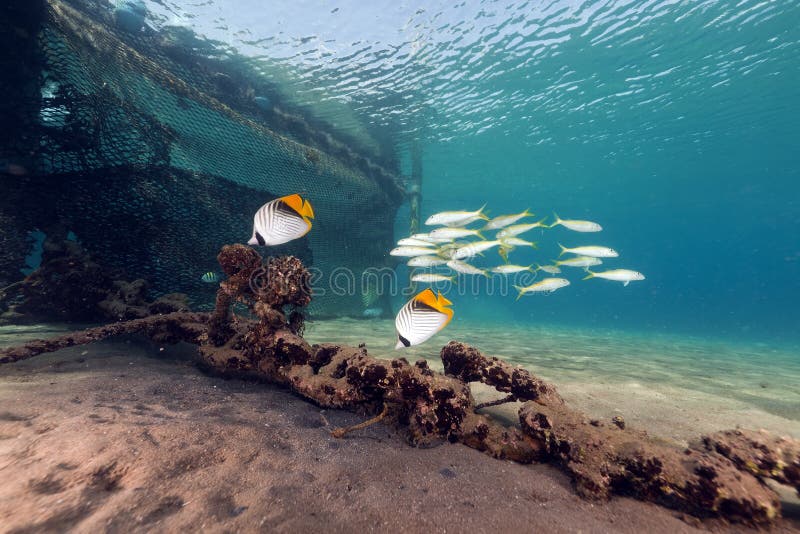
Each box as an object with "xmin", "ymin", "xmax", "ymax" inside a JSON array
[{"xmin": 0, "ymin": 0, "xmax": 404, "ymax": 317}]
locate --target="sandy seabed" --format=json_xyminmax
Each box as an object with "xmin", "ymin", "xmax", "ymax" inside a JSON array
[{"xmin": 0, "ymin": 322, "xmax": 798, "ymax": 533}]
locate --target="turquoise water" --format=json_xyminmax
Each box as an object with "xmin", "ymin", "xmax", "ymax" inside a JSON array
[{"xmin": 147, "ymin": 0, "xmax": 800, "ymax": 344}]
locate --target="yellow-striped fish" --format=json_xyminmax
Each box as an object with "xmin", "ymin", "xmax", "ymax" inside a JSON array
[
  {"xmin": 394, "ymin": 289, "xmax": 453, "ymax": 349},
  {"xmin": 483, "ymin": 209, "xmax": 534, "ymax": 230},
  {"xmin": 583, "ymin": 269, "xmax": 645, "ymax": 286},
  {"xmin": 496, "ymin": 219, "xmax": 548, "ymax": 239},
  {"xmin": 407, "ymin": 255, "xmax": 448, "ymax": 267},
  {"xmin": 446, "ymin": 259, "xmax": 488, "ymax": 276},
  {"xmin": 490, "ymin": 264, "xmax": 533, "ymax": 274},
  {"xmin": 514, "ymin": 278, "xmax": 570, "ymax": 299},
  {"xmin": 558, "ymin": 244, "xmax": 618, "ymax": 258},
  {"xmin": 411, "ymin": 273, "xmax": 454, "ymax": 284},
  {"xmin": 425, "ymin": 206, "xmax": 488, "ymax": 227},
  {"xmin": 534, "ymin": 263, "xmax": 562, "ymax": 274},
  {"xmin": 248, "ymin": 194, "xmax": 314, "ymax": 246},
  {"xmin": 200, "ymin": 272, "xmax": 220, "ymax": 283},
  {"xmin": 555, "ymin": 256, "xmax": 603, "ymax": 268},
  {"xmin": 550, "ymin": 213, "xmax": 602, "ymax": 232}
]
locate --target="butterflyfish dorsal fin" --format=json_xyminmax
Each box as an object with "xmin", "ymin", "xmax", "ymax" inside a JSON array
[
  {"xmin": 414, "ymin": 288, "xmax": 439, "ymax": 310},
  {"xmin": 280, "ymin": 193, "xmax": 306, "ymax": 216}
]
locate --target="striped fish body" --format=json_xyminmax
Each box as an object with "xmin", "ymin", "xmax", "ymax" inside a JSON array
[
  {"xmin": 483, "ymin": 210, "xmax": 533, "ymax": 230},
  {"xmin": 200, "ymin": 272, "xmax": 219, "ymax": 283},
  {"xmin": 248, "ymin": 194, "xmax": 314, "ymax": 246},
  {"xmin": 395, "ymin": 289, "xmax": 453, "ymax": 349}
]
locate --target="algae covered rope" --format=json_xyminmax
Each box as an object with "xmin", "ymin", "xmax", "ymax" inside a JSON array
[{"xmin": 0, "ymin": 312, "xmax": 209, "ymax": 364}]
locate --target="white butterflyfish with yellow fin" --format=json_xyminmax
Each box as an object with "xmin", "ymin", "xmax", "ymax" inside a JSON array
[
  {"xmin": 555, "ymin": 256, "xmax": 603, "ymax": 268},
  {"xmin": 496, "ymin": 219, "xmax": 548, "ymax": 239},
  {"xmin": 483, "ymin": 209, "xmax": 534, "ymax": 230},
  {"xmin": 425, "ymin": 206, "xmax": 488, "ymax": 227},
  {"xmin": 514, "ymin": 278, "xmax": 570, "ymax": 299},
  {"xmin": 558, "ymin": 244, "xmax": 618, "ymax": 258},
  {"xmin": 248, "ymin": 193, "xmax": 314, "ymax": 246},
  {"xmin": 583, "ymin": 269, "xmax": 645, "ymax": 286},
  {"xmin": 395, "ymin": 289, "xmax": 454, "ymax": 349},
  {"xmin": 550, "ymin": 213, "xmax": 602, "ymax": 233}
]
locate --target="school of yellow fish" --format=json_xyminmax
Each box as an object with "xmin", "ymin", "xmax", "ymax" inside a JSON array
[{"xmin": 389, "ymin": 206, "xmax": 645, "ymax": 348}]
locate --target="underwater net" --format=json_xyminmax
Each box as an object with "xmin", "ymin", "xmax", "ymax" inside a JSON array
[{"xmin": 0, "ymin": 0, "xmax": 404, "ymax": 317}]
